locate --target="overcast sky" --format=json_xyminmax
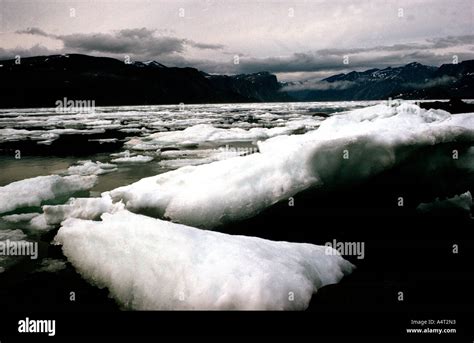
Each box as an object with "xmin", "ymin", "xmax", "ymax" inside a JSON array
[{"xmin": 0, "ymin": 0, "xmax": 473, "ymax": 81}]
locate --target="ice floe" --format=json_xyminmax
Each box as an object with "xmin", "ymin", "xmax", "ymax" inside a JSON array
[
  {"xmin": 1, "ymin": 212, "xmax": 53, "ymax": 231},
  {"xmin": 43, "ymin": 195, "xmax": 124, "ymax": 225},
  {"xmin": 108, "ymin": 103, "xmax": 474, "ymax": 228},
  {"xmin": 110, "ymin": 155, "xmax": 154, "ymax": 163},
  {"xmin": 0, "ymin": 175, "xmax": 97, "ymax": 214},
  {"xmin": 54, "ymin": 210, "xmax": 354, "ymax": 310},
  {"xmin": 66, "ymin": 160, "xmax": 117, "ymax": 176},
  {"xmin": 124, "ymin": 122, "xmax": 313, "ymax": 151}
]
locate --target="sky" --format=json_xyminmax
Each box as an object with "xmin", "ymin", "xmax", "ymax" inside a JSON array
[{"xmin": 0, "ymin": 0, "xmax": 473, "ymax": 81}]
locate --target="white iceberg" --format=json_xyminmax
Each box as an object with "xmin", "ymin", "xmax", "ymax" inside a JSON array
[
  {"xmin": 0, "ymin": 175, "xmax": 98, "ymax": 214},
  {"xmin": 109, "ymin": 104, "xmax": 474, "ymax": 228},
  {"xmin": 111, "ymin": 155, "xmax": 154, "ymax": 163},
  {"xmin": 1, "ymin": 212, "xmax": 53, "ymax": 231},
  {"xmin": 67, "ymin": 160, "xmax": 117, "ymax": 176},
  {"xmin": 43, "ymin": 195, "xmax": 124, "ymax": 225},
  {"xmin": 110, "ymin": 150, "xmax": 134, "ymax": 157},
  {"xmin": 2, "ymin": 213, "xmax": 39, "ymax": 223},
  {"xmin": 54, "ymin": 210, "xmax": 354, "ymax": 310}
]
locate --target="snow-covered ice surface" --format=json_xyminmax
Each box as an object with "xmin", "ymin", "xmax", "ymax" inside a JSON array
[
  {"xmin": 124, "ymin": 122, "xmax": 314, "ymax": 151},
  {"xmin": 54, "ymin": 210, "xmax": 354, "ymax": 310},
  {"xmin": 108, "ymin": 103, "xmax": 474, "ymax": 228},
  {"xmin": 0, "ymin": 175, "xmax": 97, "ymax": 214},
  {"xmin": 0, "ymin": 101, "xmax": 434, "ymax": 173},
  {"xmin": 43, "ymin": 195, "xmax": 124, "ymax": 225},
  {"xmin": 1, "ymin": 101, "xmax": 473, "ymax": 309}
]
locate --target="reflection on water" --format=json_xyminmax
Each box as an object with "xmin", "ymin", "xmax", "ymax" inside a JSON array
[{"xmin": 0, "ymin": 156, "xmax": 76, "ymax": 186}]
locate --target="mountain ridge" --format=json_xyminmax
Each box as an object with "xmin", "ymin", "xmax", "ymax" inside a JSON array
[
  {"xmin": 287, "ymin": 60, "xmax": 474, "ymax": 101},
  {"xmin": 0, "ymin": 54, "xmax": 289, "ymax": 108},
  {"xmin": 0, "ymin": 54, "xmax": 473, "ymax": 108}
]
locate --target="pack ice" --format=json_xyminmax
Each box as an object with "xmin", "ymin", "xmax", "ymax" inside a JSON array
[
  {"xmin": 108, "ymin": 103, "xmax": 474, "ymax": 228},
  {"xmin": 125, "ymin": 121, "xmax": 319, "ymax": 150},
  {"xmin": 54, "ymin": 210, "xmax": 354, "ymax": 310}
]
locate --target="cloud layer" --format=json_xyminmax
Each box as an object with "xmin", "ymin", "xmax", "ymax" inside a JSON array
[
  {"xmin": 3, "ymin": 29, "xmax": 474, "ymax": 82},
  {"xmin": 1, "ymin": 0, "xmax": 473, "ymax": 81},
  {"xmin": 15, "ymin": 27, "xmax": 223, "ymax": 57}
]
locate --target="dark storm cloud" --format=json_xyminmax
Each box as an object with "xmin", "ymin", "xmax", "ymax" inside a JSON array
[
  {"xmin": 221, "ymin": 52, "xmax": 402, "ymax": 74},
  {"xmin": 15, "ymin": 28, "xmax": 52, "ymax": 37},
  {"xmin": 316, "ymin": 35, "xmax": 474, "ymax": 56},
  {"xmin": 61, "ymin": 32, "xmax": 186, "ymax": 56},
  {"xmin": 162, "ymin": 46, "xmax": 474, "ymax": 80},
  {"xmin": 188, "ymin": 42, "xmax": 225, "ymax": 50},
  {"xmin": 16, "ymin": 27, "xmax": 224, "ymax": 56},
  {"xmin": 427, "ymin": 35, "xmax": 474, "ymax": 49},
  {"xmin": 224, "ymin": 37, "xmax": 474, "ymax": 76}
]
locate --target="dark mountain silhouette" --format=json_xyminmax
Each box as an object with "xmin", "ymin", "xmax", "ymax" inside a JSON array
[
  {"xmin": 0, "ymin": 54, "xmax": 289, "ymax": 108},
  {"xmin": 419, "ymin": 98, "xmax": 474, "ymax": 114},
  {"xmin": 205, "ymin": 71, "xmax": 289, "ymax": 102},
  {"xmin": 0, "ymin": 54, "xmax": 473, "ymax": 108},
  {"xmin": 286, "ymin": 60, "xmax": 474, "ymax": 101}
]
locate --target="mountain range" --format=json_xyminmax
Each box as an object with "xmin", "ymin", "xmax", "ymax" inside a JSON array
[
  {"xmin": 286, "ymin": 61, "xmax": 474, "ymax": 101},
  {"xmin": 0, "ymin": 54, "xmax": 472, "ymax": 108}
]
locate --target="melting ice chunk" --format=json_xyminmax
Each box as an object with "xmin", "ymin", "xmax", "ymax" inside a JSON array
[{"xmin": 54, "ymin": 210, "xmax": 354, "ymax": 310}]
